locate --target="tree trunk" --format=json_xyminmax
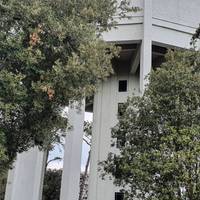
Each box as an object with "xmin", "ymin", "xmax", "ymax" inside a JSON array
[{"xmin": 79, "ymin": 150, "xmax": 91, "ymax": 200}]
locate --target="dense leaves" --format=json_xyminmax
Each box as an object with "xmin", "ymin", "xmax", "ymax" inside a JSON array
[
  {"xmin": 101, "ymin": 49, "xmax": 200, "ymax": 200},
  {"xmin": 0, "ymin": 170, "xmax": 7, "ymax": 200},
  {"xmin": 42, "ymin": 169, "xmax": 62, "ymax": 200},
  {"xmin": 0, "ymin": 0, "xmax": 137, "ymax": 172}
]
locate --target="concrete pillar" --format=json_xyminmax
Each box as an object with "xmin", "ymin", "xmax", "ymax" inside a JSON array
[
  {"xmin": 87, "ymin": 87, "xmax": 103, "ymax": 200},
  {"xmin": 5, "ymin": 147, "xmax": 46, "ymax": 200},
  {"xmin": 60, "ymin": 100, "xmax": 85, "ymax": 200},
  {"xmin": 140, "ymin": 0, "xmax": 152, "ymax": 93}
]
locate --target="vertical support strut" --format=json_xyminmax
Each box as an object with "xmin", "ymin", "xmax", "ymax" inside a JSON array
[
  {"xmin": 140, "ymin": 0, "xmax": 152, "ymax": 93},
  {"xmin": 5, "ymin": 148, "xmax": 46, "ymax": 200},
  {"xmin": 60, "ymin": 100, "xmax": 85, "ymax": 200}
]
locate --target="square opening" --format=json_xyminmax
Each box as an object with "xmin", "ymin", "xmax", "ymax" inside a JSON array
[
  {"xmin": 118, "ymin": 80, "xmax": 127, "ymax": 92},
  {"xmin": 115, "ymin": 192, "xmax": 124, "ymax": 200}
]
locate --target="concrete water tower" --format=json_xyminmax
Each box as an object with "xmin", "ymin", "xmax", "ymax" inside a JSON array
[
  {"xmin": 4, "ymin": 1, "xmax": 200, "ymax": 200},
  {"xmin": 88, "ymin": 0, "xmax": 200, "ymax": 200}
]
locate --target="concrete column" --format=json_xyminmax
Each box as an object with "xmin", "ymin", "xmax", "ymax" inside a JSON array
[
  {"xmin": 87, "ymin": 86, "xmax": 103, "ymax": 200},
  {"xmin": 140, "ymin": 0, "xmax": 152, "ymax": 93},
  {"xmin": 5, "ymin": 147, "xmax": 46, "ymax": 200},
  {"xmin": 60, "ymin": 100, "xmax": 85, "ymax": 200}
]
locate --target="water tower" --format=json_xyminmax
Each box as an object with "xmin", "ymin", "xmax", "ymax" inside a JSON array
[
  {"xmin": 5, "ymin": 1, "xmax": 200, "ymax": 200},
  {"xmin": 88, "ymin": 0, "xmax": 200, "ymax": 200}
]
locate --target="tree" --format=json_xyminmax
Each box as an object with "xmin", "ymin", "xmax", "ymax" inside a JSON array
[
  {"xmin": 42, "ymin": 169, "xmax": 62, "ymax": 200},
  {"xmin": 0, "ymin": 0, "xmax": 138, "ymax": 172},
  {"xmin": 0, "ymin": 170, "xmax": 7, "ymax": 200},
  {"xmin": 42, "ymin": 121, "xmax": 92, "ymax": 200},
  {"xmin": 0, "ymin": 134, "xmax": 7, "ymax": 174},
  {"xmin": 101, "ymin": 49, "xmax": 200, "ymax": 200},
  {"xmin": 79, "ymin": 172, "xmax": 89, "ymax": 200},
  {"xmin": 42, "ymin": 169, "xmax": 89, "ymax": 200},
  {"xmin": 79, "ymin": 121, "xmax": 92, "ymax": 200}
]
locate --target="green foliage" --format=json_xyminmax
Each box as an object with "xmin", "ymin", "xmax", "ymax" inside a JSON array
[
  {"xmin": 0, "ymin": 170, "xmax": 7, "ymax": 200},
  {"xmin": 0, "ymin": 0, "xmax": 137, "ymax": 171},
  {"xmin": 192, "ymin": 25, "xmax": 200, "ymax": 42},
  {"xmin": 42, "ymin": 169, "xmax": 62, "ymax": 200},
  {"xmin": 42, "ymin": 169, "xmax": 89, "ymax": 200},
  {"xmin": 0, "ymin": 132, "xmax": 8, "ymax": 175},
  {"xmin": 101, "ymin": 49, "xmax": 200, "ymax": 200},
  {"xmin": 84, "ymin": 121, "xmax": 92, "ymax": 137}
]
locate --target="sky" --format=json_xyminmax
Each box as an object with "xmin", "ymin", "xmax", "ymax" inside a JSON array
[{"xmin": 47, "ymin": 111, "xmax": 93, "ymax": 172}]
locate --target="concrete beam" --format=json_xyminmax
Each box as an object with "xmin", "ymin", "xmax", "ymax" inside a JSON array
[{"xmin": 130, "ymin": 44, "xmax": 141, "ymax": 74}]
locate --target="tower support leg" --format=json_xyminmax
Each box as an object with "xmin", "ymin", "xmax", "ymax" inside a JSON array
[
  {"xmin": 60, "ymin": 100, "xmax": 85, "ymax": 200},
  {"xmin": 140, "ymin": 0, "xmax": 152, "ymax": 93},
  {"xmin": 5, "ymin": 147, "xmax": 46, "ymax": 200}
]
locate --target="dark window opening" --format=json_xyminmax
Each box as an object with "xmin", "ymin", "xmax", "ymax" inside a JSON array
[
  {"xmin": 118, "ymin": 80, "xmax": 127, "ymax": 92},
  {"xmin": 115, "ymin": 192, "xmax": 124, "ymax": 200}
]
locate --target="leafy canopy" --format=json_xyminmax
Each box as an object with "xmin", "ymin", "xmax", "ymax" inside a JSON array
[
  {"xmin": 0, "ymin": 0, "xmax": 137, "ymax": 171},
  {"xmin": 42, "ymin": 169, "xmax": 62, "ymax": 200},
  {"xmin": 102, "ymin": 49, "xmax": 200, "ymax": 200}
]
